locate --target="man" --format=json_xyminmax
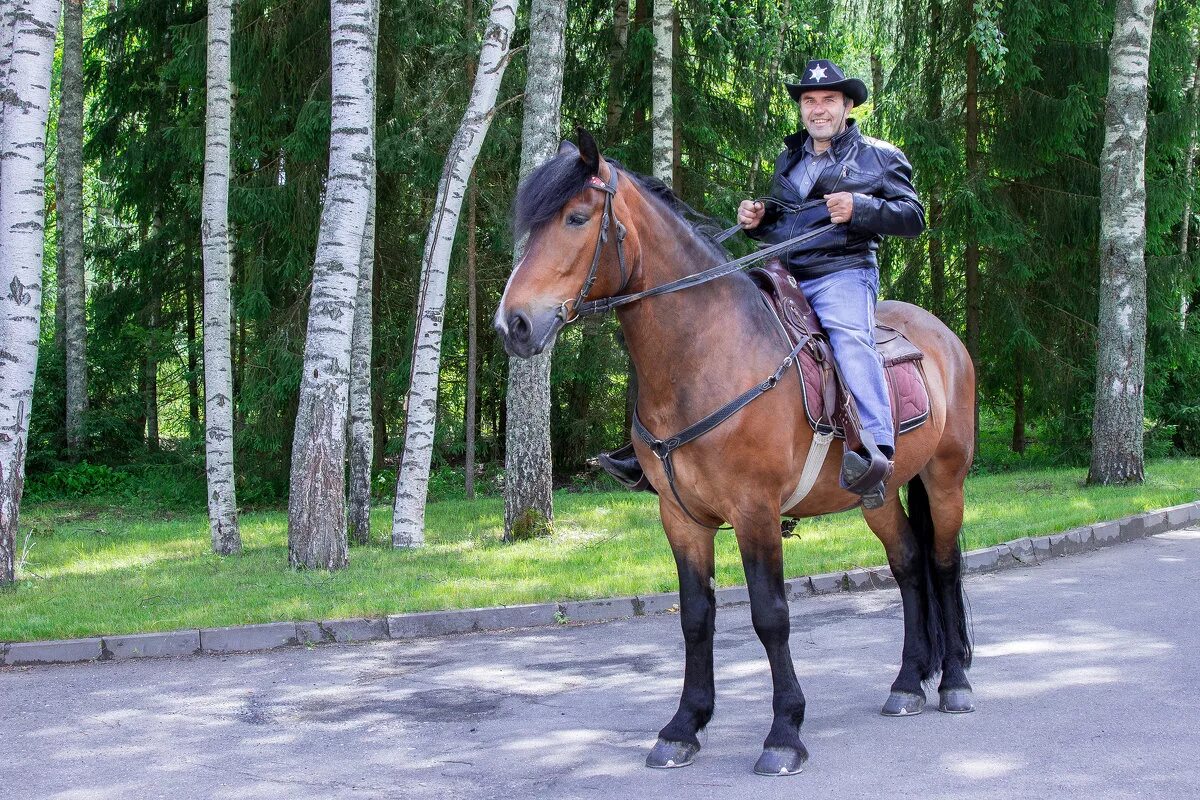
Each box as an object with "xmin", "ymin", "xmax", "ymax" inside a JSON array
[
  {"xmin": 738, "ymin": 59, "xmax": 925, "ymax": 506},
  {"xmin": 601, "ymin": 59, "xmax": 923, "ymax": 508}
]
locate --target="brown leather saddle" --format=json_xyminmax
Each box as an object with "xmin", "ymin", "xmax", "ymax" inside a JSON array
[{"xmin": 748, "ymin": 259, "xmax": 930, "ymax": 451}]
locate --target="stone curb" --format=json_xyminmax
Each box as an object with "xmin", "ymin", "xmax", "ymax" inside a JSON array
[{"xmin": 5, "ymin": 499, "xmax": 1199, "ymax": 667}]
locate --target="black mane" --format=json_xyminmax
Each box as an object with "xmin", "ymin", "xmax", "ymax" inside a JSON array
[{"xmin": 513, "ymin": 152, "xmax": 729, "ymax": 263}]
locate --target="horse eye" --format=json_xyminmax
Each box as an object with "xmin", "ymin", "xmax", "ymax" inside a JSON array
[{"xmin": 566, "ymin": 213, "xmax": 590, "ymax": 227}]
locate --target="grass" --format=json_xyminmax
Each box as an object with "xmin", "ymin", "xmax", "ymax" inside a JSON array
[{"xmin": 3, "ymin": 458, "xmax": 1199, "ymax": 643}]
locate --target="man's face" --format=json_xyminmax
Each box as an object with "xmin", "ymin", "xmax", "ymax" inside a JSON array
[{"xmin": 799, "ymin": 90, "xmax": 851, "ymax": 140}]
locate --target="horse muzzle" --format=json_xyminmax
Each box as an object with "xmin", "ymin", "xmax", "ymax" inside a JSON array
[{"xmin": 494, "ymin": 305, "xmax": 563, "ymax": 358}]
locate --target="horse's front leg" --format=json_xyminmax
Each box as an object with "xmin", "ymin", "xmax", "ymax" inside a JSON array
[
  {"xmin": 646, "ymin": 503, "xmax": 716, "ymax": 769},
  {"xmin": 734, "ymin": 507, "xmax": 808, "ymax": 776}
]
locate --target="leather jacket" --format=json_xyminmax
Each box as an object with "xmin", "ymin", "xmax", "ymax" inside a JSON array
[{"xmin": 747, "ymin": 120, "xmax": 925, "ymax": 280}]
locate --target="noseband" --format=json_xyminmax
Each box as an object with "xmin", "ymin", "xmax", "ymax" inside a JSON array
[{"xmin": 556, "ymin": 164, "xmax": 630, "ymax": 324}]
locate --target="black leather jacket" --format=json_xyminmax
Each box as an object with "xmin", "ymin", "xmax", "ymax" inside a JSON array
[{"xmin": 747, "ymin": 120, "xmax": 925, "ymax": 280}]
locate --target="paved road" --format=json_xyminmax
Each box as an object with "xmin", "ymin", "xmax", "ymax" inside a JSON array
[{"xmin": 4, "ymin": 529, "xmax": 1199, "ymax": 800}]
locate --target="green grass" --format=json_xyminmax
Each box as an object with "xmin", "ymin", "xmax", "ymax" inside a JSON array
[{"xmin": 3, "ymin": 458, "xmax": 1198, "ymax": 642}]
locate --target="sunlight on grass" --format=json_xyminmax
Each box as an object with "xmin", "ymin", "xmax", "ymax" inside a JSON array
[{"xmin": 3, "ymin": 458, "xmax": 1198, "ymax": 642}]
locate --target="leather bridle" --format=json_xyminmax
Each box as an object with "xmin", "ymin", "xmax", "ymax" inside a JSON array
[{"xmin": 555, "ymin": 165, "xmax": 630, "ymax": 325}]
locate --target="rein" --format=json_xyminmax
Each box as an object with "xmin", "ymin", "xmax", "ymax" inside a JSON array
[{"xmin": 562, "ymin": 163, "xmax": 833, "ymax": 529}]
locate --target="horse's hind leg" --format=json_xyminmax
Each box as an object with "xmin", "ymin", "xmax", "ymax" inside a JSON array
[
  {"xmin": 864, "ymin": 497, "xmax": 941, "ymax": 716},
  {"xmin": 732, "ymin": 507, "xmax": 808, "ymax": 776},
  {"xmin": 916, "ymin": 460, "xmax": 975, "ymax": 713},
  {"xmin": 646, "ymin": 504, "xmax": 717, "ymax": 769}
]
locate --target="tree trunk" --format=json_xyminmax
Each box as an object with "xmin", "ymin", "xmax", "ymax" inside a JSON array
[
  {"xmin": 201, "ymin": 0, "xmax": 240, "ymax": 555},
  {"xmin": 870, "ymin": 51, "xmax": 883, "ymax": 111},
  {"xmin": 502, "ymin": 0, "xmax": 566, "ymax": 541},
  {"xmin": 927, "ymin": 0, "xmax": 945, "ymax": 322},
  {"xmin": 0, "ymin": 0, "xmax": 61, "ymax": 587},
  {"xmin": 465, "ymin": 175, "xmax": 478, "ymax": 500},
  {"xmin": 604, "ymin": 0, "xmax": 630, "ymax": 138},
  {"xmin": 391, "ymin": 0, "xmax": 518, "ymax": 547},
  {"xmin": 287, "ymin": 0, "xmax": 377, "ymax": 569},
  {"xmin": 1088, "ymin": 0, "xmax": 1156, "ymax": 486},
  {"xmin": 348, "ymin": 0, "xmax": 380, "ymax": 547},
  {"xmin": 58, "ymin": 0, "xmax": 87, "ymax": 459},
  {"xmin": 464, "ymin": 0, "xmax": 479, "ymax": 501},
  {"xmin": 965, "ymin": 37, "xmax": 980, "ymax": 446},
  {"xmin": 650, "ymin": 0, "xmax": 673, "ymax": 185},
  {"xmin": 145, "ymin": 289, "xmax": 160, "ymax": 453},
  {"xmin": 1179, "ymin": 40, "xmax": 1199, "ymax": 329},
  {"xmin": 371, "ymin": 248, "xmax": 386, "ymax": 472},
  {"xmin": 185, "ymin": 277, "xmax": 199, "ymax": 434},
  {"xmin": 1012, "ymin": 347, "xmax": 1025, "ymax": 454}
]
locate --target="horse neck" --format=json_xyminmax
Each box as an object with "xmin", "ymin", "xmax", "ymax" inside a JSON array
[{"xmin": 615, "ymin": 187, "xmax": 778, "ymax": 425}]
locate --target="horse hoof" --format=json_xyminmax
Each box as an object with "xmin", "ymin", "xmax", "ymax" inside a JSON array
[
  {"xmin": 646, "ymin": 738, "xmax": 699, "ymax": 769},
  {"xmin": 753, "ymin": 745, "xmax": 807, "ymax": 776},
  {"xmin": 939, "ymin": 688, "xmax": 975, "ymax": 713},
  {"xmin": 881, "ymin": 690, "xmax": 926, "ymax": 716}
]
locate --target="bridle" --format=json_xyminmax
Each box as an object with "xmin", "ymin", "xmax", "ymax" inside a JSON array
[{"xmin": 555, "ymin": 165, "xmax": 630, "ymax": 324}]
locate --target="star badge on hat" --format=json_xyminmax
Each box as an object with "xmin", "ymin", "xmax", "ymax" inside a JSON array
[{"xmin": 785, "ymin": 59, "xmax": 868, "ymax": 105}]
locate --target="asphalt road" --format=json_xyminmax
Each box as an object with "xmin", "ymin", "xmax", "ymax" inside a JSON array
[{"xmin": 4, "ymin": 528, "xmax": 1199, "ymax": 800}]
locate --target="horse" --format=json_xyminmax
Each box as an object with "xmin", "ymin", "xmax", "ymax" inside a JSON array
[{"xmin": 494, "ymin": 130, "xmax": 975, "ymax": 776}]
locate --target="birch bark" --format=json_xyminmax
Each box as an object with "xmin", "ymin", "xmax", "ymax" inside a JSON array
[
  {"xmin": 348, "ymin": 0, "xmax": 379, "ymax": 546},
  {"xmin": 650, "ymin": 0, "xmax": 673, "ymax": 184},
  {"xmin": 202, "ymin": 0, "xmax": 241, "ymax": 554},
  {"xmin": 288, "ymin": 0, "xmax": 376, "ymax": 569},
  {"xmin": 1088, "ymin": 0, "xmax": 1156, "ymax": 486},
  {"xmin": 502, "ymin": 0, "xmax": 565, "ymax": 541},
  {"xmin": 0, "ymin": 0, "xmax": 61, "ymax": 586},
  {"xmin": 59, "ymin": 0, "xmax": 86, "ymax": 458},
  {"xmin": 390, "ymin": 0, "xmax": 517, "ymax": 547}
]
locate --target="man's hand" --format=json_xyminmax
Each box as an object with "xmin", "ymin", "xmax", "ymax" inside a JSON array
[
  {"xmin": 738, "ymin": 199, "xmax": 766, "ymax": 230},
  {"xmin": 824, "ymin": 192, "xmax": 854, "ymax": 224}
]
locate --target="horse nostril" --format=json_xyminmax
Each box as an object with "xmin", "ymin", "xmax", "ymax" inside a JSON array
[{"xmin": 508, "ymin": 311, "xmax": 532, "ymax": 343}]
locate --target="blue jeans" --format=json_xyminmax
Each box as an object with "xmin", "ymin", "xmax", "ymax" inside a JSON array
[{"xmin": 799, "ymin": 267, "xmax": 894, "ymax": 452}]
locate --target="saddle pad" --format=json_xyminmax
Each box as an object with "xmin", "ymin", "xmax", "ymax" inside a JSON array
[{"xmin": 748, "ymin": 260, "xmax": 930, "ymax": 439}]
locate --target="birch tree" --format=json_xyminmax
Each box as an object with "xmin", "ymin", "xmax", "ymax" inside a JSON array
[
  {"xmin": 391, "ymin": 0, "xmax": 517, "ymax": 547},
  {"xmin": 1088, "ymin": 0, "xmax": 1156, "ymax": 485},
  {"xmin": 287, "ymin": 0, "xmax": 376, "ymax": 569},
  {"xmin": 650, "ymin": 0, "xmax": 673, "ymax": 184},
  {"xmin": 201, "ymin": 0, "xmax": 241, "ymax": 554},
  {"xmin": 348, "ymin": 0, "xmax": 380, "ymax": 546},
  {"xmin": 503, "ymin": 0, "xmax": 566, "ymax": 541},
  {"xmin": 0, "ymin": 0, "xmax": 61, "ymax": 586},
  {"xmin": 58, "ymin": 0, "xmax": 86, "ymax": 458}
]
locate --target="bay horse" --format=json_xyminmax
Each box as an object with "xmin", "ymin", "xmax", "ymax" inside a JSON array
[{"xmin": 495, "ymin": 130, "xmax": 975, "ymax": 776}]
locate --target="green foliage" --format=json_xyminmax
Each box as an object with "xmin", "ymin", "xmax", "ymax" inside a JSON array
[{"xmin": 28, "ymin": 0, "xmax": 1200, "ymax": 509}]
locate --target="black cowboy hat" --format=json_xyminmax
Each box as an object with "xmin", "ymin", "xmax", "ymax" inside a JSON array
[{"xmin": 785, "ymin": 59, "xmax": 868, "ymax": 106}]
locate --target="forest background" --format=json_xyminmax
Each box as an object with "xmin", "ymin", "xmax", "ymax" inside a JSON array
[{"xmin": 22, "ymin": 0, "xmax": 1200, "ymax": 513}]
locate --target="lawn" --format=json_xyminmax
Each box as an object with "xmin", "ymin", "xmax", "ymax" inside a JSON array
[{"xmin": 3, "ymin": 458, "xmax": 1198, "ymax": 642}]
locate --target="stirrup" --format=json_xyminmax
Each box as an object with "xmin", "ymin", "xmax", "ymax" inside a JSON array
[
  {"xmin": 598, "ymin": 442, "xmax": 658, "ymax": 494},
  {"xmin": 840, "ymin": 447, "xmax": 890, "ymax": 495}
]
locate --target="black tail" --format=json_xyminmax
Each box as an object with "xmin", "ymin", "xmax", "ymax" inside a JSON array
[{"xmin": 906, "ymin": 475, "xmax": 973, "ymax": 676}]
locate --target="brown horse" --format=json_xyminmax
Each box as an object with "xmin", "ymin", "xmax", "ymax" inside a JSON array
[{"xmin": 495, "ymin": 131, "xmax": 975, "ymax": 776}]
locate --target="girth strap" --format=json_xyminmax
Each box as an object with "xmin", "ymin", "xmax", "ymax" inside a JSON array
[{"xmin": 633, "ymin": 336, "xmax": 809, "ymax": 529}]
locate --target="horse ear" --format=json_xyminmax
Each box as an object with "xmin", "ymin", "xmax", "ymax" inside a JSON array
[
  {"xmin": 557, "ymin": 139, "xmax": 577, "ymax": 156},
  {"xmin": 575, "ymin": 126, "xmax": 601, "ymax": 175}
]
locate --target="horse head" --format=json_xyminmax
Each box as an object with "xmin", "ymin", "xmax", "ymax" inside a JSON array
[{"xmin": 495, "ymin": 128, "xmax": 637, "ymax": 358}]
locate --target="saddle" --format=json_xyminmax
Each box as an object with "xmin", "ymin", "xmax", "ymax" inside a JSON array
[{"xmin": 748, "ymin": 259, "xmax": 930, "ymax": 452}]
